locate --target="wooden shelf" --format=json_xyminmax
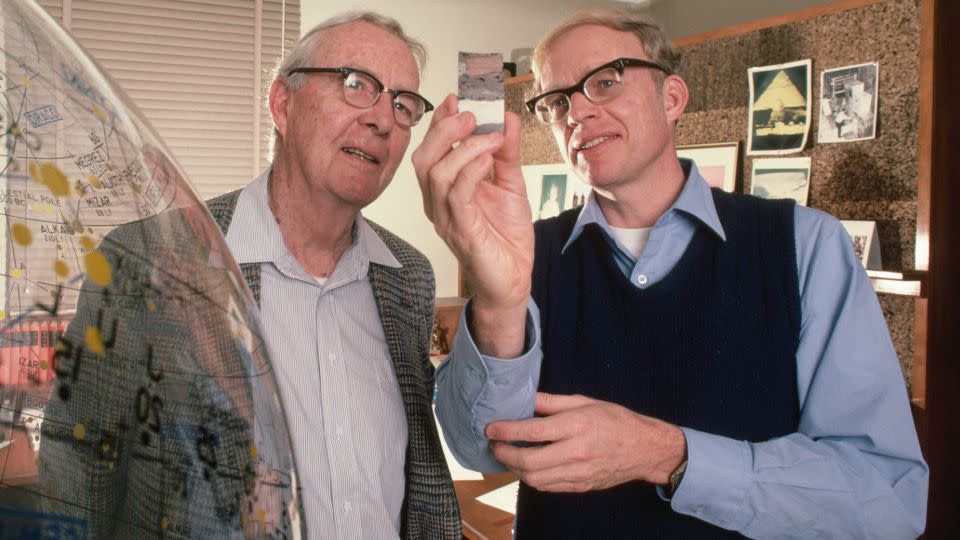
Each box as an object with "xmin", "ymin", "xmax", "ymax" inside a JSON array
[
  {"xmin": 867, "ymin": 270, "xmax": 927, "ymax": 297},
  {"xmin": 435, "ymin": 296, "xmax": 468, "ymax": 310}
]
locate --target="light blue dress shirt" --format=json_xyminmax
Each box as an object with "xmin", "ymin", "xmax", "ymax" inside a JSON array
[
  {"xmin": 225, "ymin": 169, "xmax": 407, "ymax": 539},
  {"xmin": 436, "ymin": 160, "xmax": 929, "ymax": 538}
]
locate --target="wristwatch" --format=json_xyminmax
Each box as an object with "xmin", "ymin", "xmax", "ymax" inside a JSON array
[{"xmin": 667, "ymin": 459, "xmax": 688, "ymax": 497}]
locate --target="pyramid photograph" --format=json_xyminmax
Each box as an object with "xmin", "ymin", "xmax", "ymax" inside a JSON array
[{"xmin": 748, "ymin": 60, "xmax": 811, "ymax": 154}]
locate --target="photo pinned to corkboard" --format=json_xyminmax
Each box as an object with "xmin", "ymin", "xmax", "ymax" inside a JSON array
[
  {"xmin": 750, "ymin": 157, "xmax": 811, "ymax": 206},
  {"xmin": 747, "ymin": 59, "xmax": 811, "ymax": 155},
  {"xmin": 818, "ymin": 62, "xmax": 879, "ymax": 144}
]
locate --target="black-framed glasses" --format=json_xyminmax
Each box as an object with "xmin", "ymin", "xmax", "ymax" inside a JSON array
[
  {"xmin": 287, "ymin": 66, "xmax": 434, "ymax": 127},
  {"xmin": 524, "ymin": 58, "xmax": 672, "ymax": 125}
]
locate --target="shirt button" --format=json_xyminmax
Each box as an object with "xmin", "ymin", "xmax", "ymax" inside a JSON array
[
  {"xmin": 336, "ymin": 424, "xmax": 344, "ymax": 437},
  {"xmin": 328, "ymin": 351, "xmax": 336, "ymax": 361},
  {"xmin": 344, "ymin": 501, "xmax": 352, "ymax": 513},
  {"xmin": 636, "ymin": 274, "xmax": 648, "ymax": 285}
]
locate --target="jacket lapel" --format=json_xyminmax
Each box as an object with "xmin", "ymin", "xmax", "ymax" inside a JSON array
[
  {"xmin": 206, "ymin": 190, "xmax": 263, "ymax": 306},
  {"xmin": 368, "ymin": 262, "xmax": 416, "ymax": 397}
]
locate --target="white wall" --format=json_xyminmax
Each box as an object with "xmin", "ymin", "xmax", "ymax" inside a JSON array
[{"xmin": 301, "ymin": 0, "xmax": 624, "ymax": 298}]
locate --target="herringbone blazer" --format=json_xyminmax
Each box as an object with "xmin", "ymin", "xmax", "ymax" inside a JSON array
[{"xmin": 207, "ymin": 190, "xmax": 462, "ymax": 539}]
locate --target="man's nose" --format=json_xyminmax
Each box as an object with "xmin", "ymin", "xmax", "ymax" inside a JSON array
[
  {"xmin": 566, "ymin": 91, "xmax": 599, "ymax": 126},
  {"xmin": 360, "ymin": 94, "xmax": 395, "ymax": 135}
]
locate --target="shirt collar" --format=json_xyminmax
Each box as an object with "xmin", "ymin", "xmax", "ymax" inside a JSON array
[
  {"xmin": 225, "ymin": 167, "xmax": 401, "ymax": 272},
  {"xmin": 561, "ymin": 157, "xmax": 726, "ymax": 253}
]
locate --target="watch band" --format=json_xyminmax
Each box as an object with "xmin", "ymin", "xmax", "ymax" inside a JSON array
[{"xmin": 668, "ymin": 459, "xmax": 688, "ymax": 496}]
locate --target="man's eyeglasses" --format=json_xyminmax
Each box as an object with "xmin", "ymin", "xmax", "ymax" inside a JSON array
[
  {"xmin": 287, "ymin": 66, "xmax": 434, "ymax": 128},
  {"xmin": 525, "ymin": 58, "xmax": 672, "ymax": 125}
]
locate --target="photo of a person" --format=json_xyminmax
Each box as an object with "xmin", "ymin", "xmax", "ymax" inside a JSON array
[
  {"xmin": 818, "ymin": 62, "xmax": 879, "ymax": 143},
  {"xmin": 538, "ymin": 174, "xmax": 566, "ymax": 219}
]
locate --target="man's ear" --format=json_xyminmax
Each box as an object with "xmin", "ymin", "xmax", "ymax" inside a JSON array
[
  {"xmin": 269, "ymin": 79, "xmax": 292, "ymax": 139},
  {"xmin": 661, "ymin": 74, "xmax": 689, "ymax": 124}
]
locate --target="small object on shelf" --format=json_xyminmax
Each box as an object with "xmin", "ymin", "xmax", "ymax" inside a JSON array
[
  {"xmin": 433, "ymin": 296, "xmax": 468, "ymax": 355},
  {"xmin": 431, "ymin": 319, "xmax": 450, "ymax": 356},
  {"xmin": 510, "ymin": 47, "xmax": 533, "ymax": 75},
  {"xmin": 840, "ymin": 220, "xmax": 881, "ymax": 270}
]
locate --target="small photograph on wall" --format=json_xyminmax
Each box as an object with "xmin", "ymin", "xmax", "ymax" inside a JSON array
[
  {"xmin": 747, "ymin": 59, "xmax": 811, "ymax": 155},
  {"xmin": 538, "ymin": 174, "xmax": 567, "ymax": 220},
  {"xmin": 750, "ymin": 157, "xmax": 811, "ymax": 206},
  {"xmin": 521, "ymin": 163, "xmax": 580, "ymax": 221},
  {"xmin": 818, "ymin": 62, "xmax": 879, "ymax": 143}
]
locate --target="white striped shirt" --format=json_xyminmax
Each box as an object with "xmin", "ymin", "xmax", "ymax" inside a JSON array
[{"xmin": 224, "ymin": 169, "xmax": 407, "ymax": 539}]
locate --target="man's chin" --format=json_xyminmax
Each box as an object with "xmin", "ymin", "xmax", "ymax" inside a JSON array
[{"xmin": 335, "ymin": 182, "xmax": 391, "ymax": 210}]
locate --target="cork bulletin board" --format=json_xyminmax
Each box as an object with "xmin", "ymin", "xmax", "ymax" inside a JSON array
[{"xmin": 504, "ymin": 0, "xmax": 922, "ymax": 388}]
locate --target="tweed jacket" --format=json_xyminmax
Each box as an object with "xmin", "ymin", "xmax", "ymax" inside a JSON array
[{"xmin": 206, "ymin": 189, "xmax": 462, "ymax": 539}]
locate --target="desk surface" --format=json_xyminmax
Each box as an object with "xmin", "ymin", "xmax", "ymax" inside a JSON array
[
  {"xmin": 0, "ymin": 429, "xmax": 39, "ymax": 486},
  {"xmin": 455, "ymin": 471, "xmax": 518, "ymax": 540}
]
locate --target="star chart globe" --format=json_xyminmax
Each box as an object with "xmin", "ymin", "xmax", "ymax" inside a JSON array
[{"xmin": 0, "ymin": 2, "xmax": 304, "ymax": 537}]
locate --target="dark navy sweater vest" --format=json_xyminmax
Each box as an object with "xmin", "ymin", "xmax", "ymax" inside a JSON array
[{"xmin": 515, "ymin": 190, "xmax": 801, "ymax": 539}]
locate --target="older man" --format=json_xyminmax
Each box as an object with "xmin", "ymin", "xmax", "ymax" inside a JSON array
[
  {"xmin": 40, "ymin": 10, "xmax": 459, "ymax": 540},
  {"xmin": 206, "ymin": 11, "xmax": 460, "ymax": 539},
  {"xmin": 414, "ymin": 6, "xmax": 927, "ymax": 539}
]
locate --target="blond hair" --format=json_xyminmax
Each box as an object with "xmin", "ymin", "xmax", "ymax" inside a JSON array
[{"xmin": 532, "ymin": 6, "xmax": 679, "ymax": 92}]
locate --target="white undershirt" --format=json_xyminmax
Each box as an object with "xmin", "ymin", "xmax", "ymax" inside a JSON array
[{"xmin": 608, "ymin": 225, "xmax": 653, "ymax": 260}]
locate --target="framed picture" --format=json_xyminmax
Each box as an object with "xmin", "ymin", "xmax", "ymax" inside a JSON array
[
  {"xmin": 840, "ymin": 220, "xmax": 882, "ymax": 269},
  {"xmin": 747, "ymin": 59, "xmax": 812, "ymax": 155},
  {"xmin": 750, "ymin": 157, "xmax": 811, "ymax": 206},
  {"xmin": 676, "ymin": 141, "xmax": 740, "ymax": 192},
  {"xmin": 520, "ymin": 163, "xmax": 588, "ymax": 220},
  {"xmin": 818, "ymin": 62, "xmax": 879, "ymax": 143}
]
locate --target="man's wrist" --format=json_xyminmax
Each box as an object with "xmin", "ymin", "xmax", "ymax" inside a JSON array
[
  {"xmin": 649, "ymin": 423, "xmax": 687, "ymax": 486},
  {"xmin": 468, "ymin": 297, "xmax": 528, "ymax": 358}
]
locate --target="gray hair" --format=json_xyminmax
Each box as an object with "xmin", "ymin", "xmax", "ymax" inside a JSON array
[
  {"xmin": 531, "ymin": 6, "xmax": 680, "ymax": 92},
  {"xmin": 269, "ymin": 11, "xmax": 427, "ymax": 156}
]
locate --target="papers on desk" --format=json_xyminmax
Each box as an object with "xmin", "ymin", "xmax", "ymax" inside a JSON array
[
  {"xmin": 433, "ymin": 408, "xmax": 484, "ymax": 481},
  {"xmin": 476, "ymin": 481, "xmax": 520, "ymax": 515}
]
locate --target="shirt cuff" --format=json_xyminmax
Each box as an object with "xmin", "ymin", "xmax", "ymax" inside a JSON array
[
  {"xmin": 668, "ymin": 427, "xmax": 754, "ymax": 533},
  {"xmin": 435, "ymin": 298, "xmax": 542, "ymax": 471},
  {"xmin": 471, "ymin": 299, "xmax": 541, "ymax": 433}
]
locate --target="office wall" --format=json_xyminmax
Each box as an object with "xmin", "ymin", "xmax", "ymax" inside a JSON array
[{"xmin": 301, "ymin": 0, "xmax": 837, "ymax": 297}]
